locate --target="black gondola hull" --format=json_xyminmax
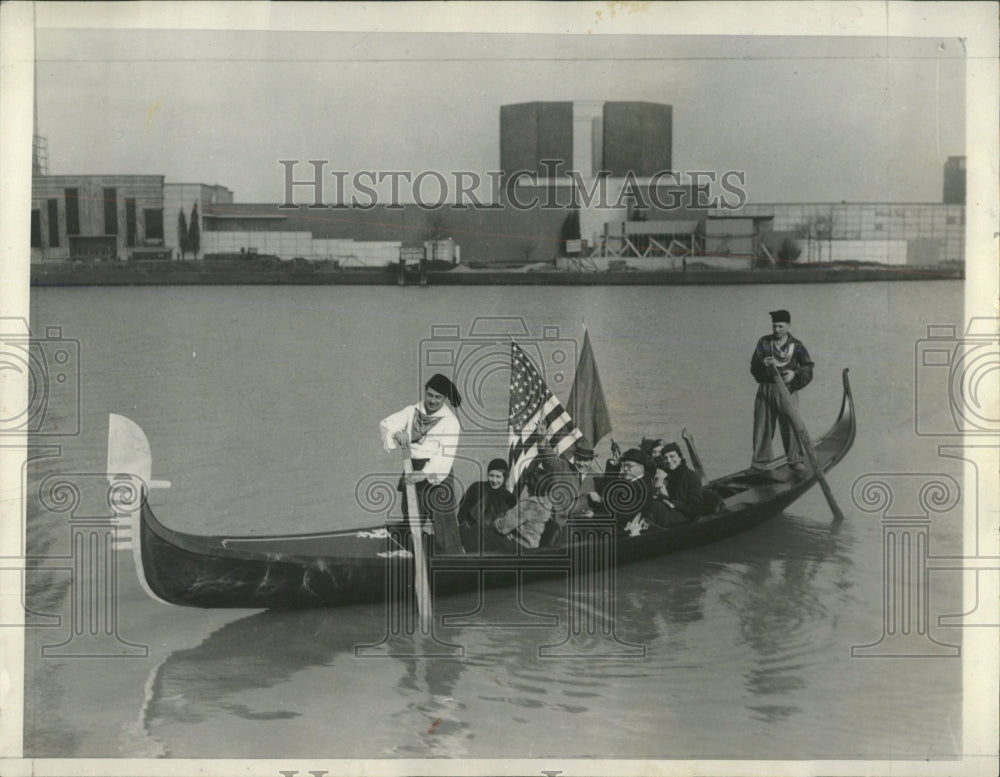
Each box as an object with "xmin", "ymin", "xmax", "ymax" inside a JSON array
[{"xmin": 131, "ymin": 370, "xmax": 856, "ymax": 609}]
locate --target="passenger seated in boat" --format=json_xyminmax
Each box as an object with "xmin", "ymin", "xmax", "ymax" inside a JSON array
[
  {"xmin": 640, "ymin": 437, "xmax": 666, "ymax": 467},
  {"xmin": 601, "ymin": 448, "xmax": 671, "ymax": 536},
  {"xmin": 457, "ymin": 458, "xmax": 517, "ymax": 553},
  {"xmin": 656, "ymin": 442, "xmax": 708, "ymax": 525},
  {"xmin": 534, "ymin": 431, "xmax": 603, "ymax": 522},
  {"xmin": 485, "ymin": 464, "xmax": 557, "ymax": 553}
]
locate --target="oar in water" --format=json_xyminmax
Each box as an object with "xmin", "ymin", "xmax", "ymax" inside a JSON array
[
  {"xmin": 402, "ymin": 450, "xmax": 432, "ymax": 634},
  {"xmin": 767, "ymin": 363, "xmax": 846, "ymax": 522}
]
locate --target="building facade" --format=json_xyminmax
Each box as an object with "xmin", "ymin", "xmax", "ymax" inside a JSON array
[
  {"xmin": 30, "ymin": 174, "xmax": 165, "ymax": 262},
  {"xmin": 30, "ymin": 174, "xmax": 233, "ymax": 263},
  {"xmin": 163, "ymin": 183, "xmax": 234, "ymax": 260},
  {"xmin": 722, "ymin": 201, "xmax": 966, "ymax": 265},
  {"xmin": 29, "ymin": 100, "xmax": 964, "ymax": 271}
]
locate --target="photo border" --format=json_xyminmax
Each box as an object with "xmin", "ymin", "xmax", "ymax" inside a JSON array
[{"xmin": 1, "ymin": 2, "xmax": 997, "ymax": 775}]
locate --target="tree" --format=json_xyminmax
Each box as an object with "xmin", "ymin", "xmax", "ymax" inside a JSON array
[
  {"xmin": 777, "ymin": 238, "xmax": 802, "ymax": 264},
  {"xmin": 177, "ymin": 209, "xmax": 189, "ymax": 260},
  {"xmin": 795, "ymin": 209, "xmax": 835, "ymax": 263},
  {"xmin": 188, "ymin": 203, "xmax": 201, "ymax": 260},
  {"xmin": 560, "ymin": 208, "xmax": 581, "ymax": 255}
]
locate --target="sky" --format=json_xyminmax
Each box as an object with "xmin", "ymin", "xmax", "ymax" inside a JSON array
[{"xmin": 32, "ymin": 16, "xmax": 966, "ymax": 207}]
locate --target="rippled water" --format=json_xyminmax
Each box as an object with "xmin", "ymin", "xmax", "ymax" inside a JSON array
[{"xmin": 23, "ymin": 281, "xmax": 965, "ymax": 760}]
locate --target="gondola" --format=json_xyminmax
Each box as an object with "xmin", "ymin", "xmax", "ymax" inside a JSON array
[{"xmin": 107, "ymin": 369, "xmax": 855, "ymax": 609}]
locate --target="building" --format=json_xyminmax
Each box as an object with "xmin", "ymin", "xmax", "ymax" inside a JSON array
[
  {"xmin": 500, "ymin": 100, "xmax": 672, "ymax": 179},
  {"xmin": 163, "ymin": 183, "xmax": 234, "ymax": 259},
  {"xmin": 30, "ymin": 174, "xmax": 165, "ymax": 263},
  {"xmin": 713, "ymin": 201, "xmax": 965, "ymax": 266},
  {"xmin": 30, "ymin": 98, "xmax": 964, "ymax": 270},
  {"xmin": 500, "ymin": 100, "xmax": 683, "ymax": 248},
  {"xmin": 943, "ymin": 156, "xmax": 966, "ymax": 205},
  {"xmin": 30, "ymin": 174, "xmax": 232, "ymax": 263}
]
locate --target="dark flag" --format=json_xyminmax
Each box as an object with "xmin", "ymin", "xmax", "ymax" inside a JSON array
[
  {"xmin": 507, "ymin": 341, "xmax": 582, "ymax": 493},
  {"xmin": 568, "ymin": 328, "xmax": 612, "ymax": 448}
]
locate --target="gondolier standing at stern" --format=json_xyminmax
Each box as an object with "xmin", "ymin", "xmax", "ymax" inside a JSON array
[
  {"xmin": 380, "ymin": 373, "xmax": 465, "ymax": 554},
  {"xmin": 750, "ymin": 309, "xmax": 814, "ymax": 476}
]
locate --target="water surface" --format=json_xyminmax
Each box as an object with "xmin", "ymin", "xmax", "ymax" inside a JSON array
[{"xmin": 24, "ymin": 281, "xmax": 964, "ymax": 760}]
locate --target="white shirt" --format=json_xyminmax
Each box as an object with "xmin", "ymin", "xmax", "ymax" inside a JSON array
[{"xmin": 379, "ymin": 402, "xmax": 460, "ymax": 485}]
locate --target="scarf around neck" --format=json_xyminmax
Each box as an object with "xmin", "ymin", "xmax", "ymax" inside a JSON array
[
  {"xmin": 769, "ymin": 336, "xmax": 796, "ymax": 369},
  {"xmin": 410, "ymin": 405, "xmax": 443, "ymax": 444}
]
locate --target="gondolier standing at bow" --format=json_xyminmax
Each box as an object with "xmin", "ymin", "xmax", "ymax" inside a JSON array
[
  {"xmin": 750, "ymin": 309, "xmax": 814, "ymax": 476},
  {"xmin": 380, "ymin": 373, "xmax": 465, "ymax": 555}
]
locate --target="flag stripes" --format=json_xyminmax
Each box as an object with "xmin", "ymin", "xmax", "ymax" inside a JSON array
[{"xmin": 507, "ymin": 341, "xmax": 582, "ymax": 493}]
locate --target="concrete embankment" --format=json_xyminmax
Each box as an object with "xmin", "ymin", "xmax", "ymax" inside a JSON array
[{"xmin": 30, "ymin": 265, "xmax": 962, "ymax": 287}]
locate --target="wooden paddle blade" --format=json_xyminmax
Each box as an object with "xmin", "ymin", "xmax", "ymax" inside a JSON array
[
  {"xmin": 767, "ymin": 364, "xmax": 846, "ymax": 522},
  {"xmin": 402, "ymin": 452, "xmax": 433, "ymax": 633}
]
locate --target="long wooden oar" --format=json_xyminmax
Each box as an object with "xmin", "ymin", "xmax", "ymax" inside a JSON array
[
  {"xmin": 768, "ymin": 364, "xmax": 846, "ymax": 522},
  {"xmin": 402, "ymin": 451, "xmax": 432, "ymax": 634}
]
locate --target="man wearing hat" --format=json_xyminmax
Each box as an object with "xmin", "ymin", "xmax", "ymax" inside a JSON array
[
  {"xmin": 380, "ymin": 373, "xmax": 465, "ymax": 554},
  {"xmin": 536, "ymin": 431, "xmax": 603, "ymax": 523},
  {"xmin": 750, "ymin": 309, "xmax": 814, "ymax": 475},
  {"xmin": 602, "ymin": 447, "xmax": 670, "ymax": 534}
]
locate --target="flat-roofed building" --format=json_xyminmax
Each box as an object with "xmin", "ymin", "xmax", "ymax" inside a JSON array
[{"xmin": 30, "ymin": 174, "xmax": 165, "ymax": 263}]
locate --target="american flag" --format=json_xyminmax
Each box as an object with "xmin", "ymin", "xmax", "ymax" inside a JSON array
[{"xmin": 507, "ymin": 341, "xmax": 582, "ymax": 493}]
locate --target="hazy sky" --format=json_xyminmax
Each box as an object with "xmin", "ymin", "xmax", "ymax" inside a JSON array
[{"xmin": 34, "ymin": 28, "xmax": 965, "ymax": 205}]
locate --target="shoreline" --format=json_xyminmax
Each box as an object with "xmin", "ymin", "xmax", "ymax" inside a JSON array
[{"xmin": 30, "ymin": 264, "xmax": 963, "ymax": 287}]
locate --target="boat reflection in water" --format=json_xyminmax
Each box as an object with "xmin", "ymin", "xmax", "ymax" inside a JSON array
[{"xmin": 130, "ymin": 514, "xmax": 854, "ymax": 759}]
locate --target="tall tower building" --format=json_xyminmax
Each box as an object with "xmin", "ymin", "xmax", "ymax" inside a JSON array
[
  {"xmin": 500, "ymin": 100, "xmax": 675, "ymax": 243},
  {"xmin": 942, "ymin": 156, "xmax": 965, "ymax": 205},
  {"xmin": 500, "ymin": 100, "xmax": 672, "ymax": 178}
]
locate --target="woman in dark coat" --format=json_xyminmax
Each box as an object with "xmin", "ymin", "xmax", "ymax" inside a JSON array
[
  {"xmin": 457, "ymin": 458, "xmax": 516, "ymax": 552},
  {"xmin": 657, "ymin": 442, "xmax": 704, "ymax": 525}
]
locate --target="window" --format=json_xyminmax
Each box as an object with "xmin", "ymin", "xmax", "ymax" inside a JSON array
[
  {"xmin": 47, "ymin": 198, "xmax": 59, "ymax": 247},
  {"xmin": 125, "ymin": 198, "xmax": 137, "ymax": 247},
  {"xmin": 143, "ymin": 208, "xmax": 164, "ymax": 241},
  {"xmin": 30, "ymin": 209, "xmax": 41, "ymax": 247},
  {"xmin": 65, "ymin": 188, "xmax": 80, "ymax": 235},
  {"xmin": 103, "ymin": 187, "xmax": 118, "ymax": 235}
]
